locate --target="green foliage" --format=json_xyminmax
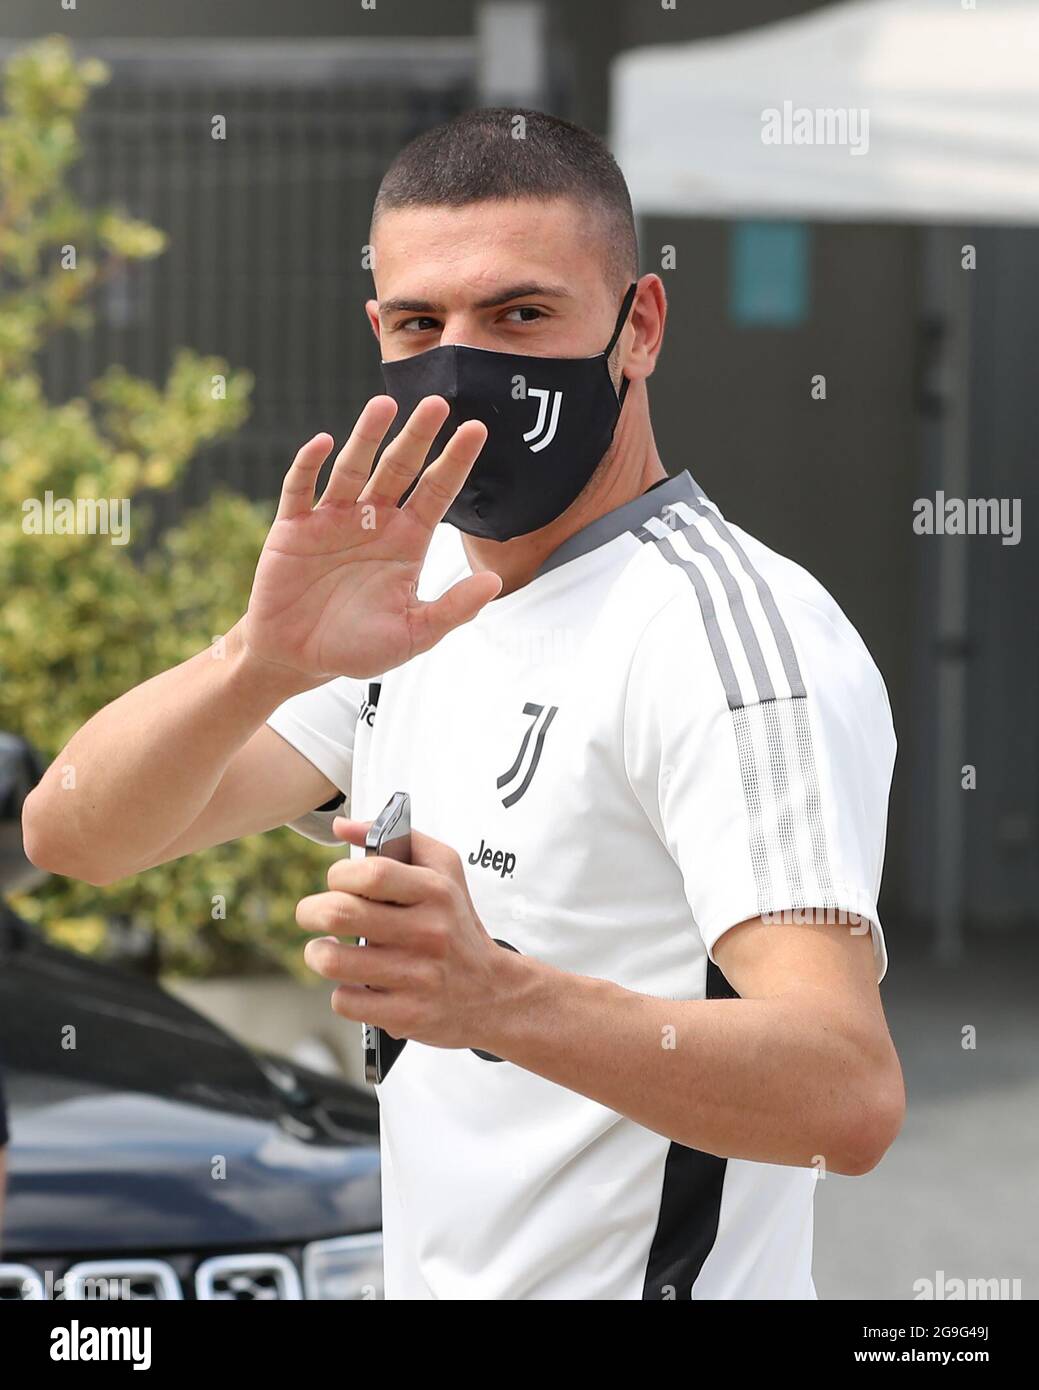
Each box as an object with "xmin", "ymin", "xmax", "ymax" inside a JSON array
[{"xmin": 1, "ymin": 38, "xmax": 335, "ymax": 977}]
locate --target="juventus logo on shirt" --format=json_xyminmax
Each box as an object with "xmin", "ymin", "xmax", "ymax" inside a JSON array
[
  {"xmin": 496, "ymin": 702, "xmax": 558, "ymax": 807},
  {"xmin": 522, "ymin": 388, "xmax": 563, "ymax": 453}
]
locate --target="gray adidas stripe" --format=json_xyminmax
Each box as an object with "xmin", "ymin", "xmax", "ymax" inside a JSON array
[
  {"xmin": 731, "ymin": 706, "xmax": 776, "ymax": 912},
  {"xmin": 761, "ymin": 698, "xmax": 809, "ymax": 909},
  {"xmin": 665, "ymin": 522, "xmax": 776, "ymax": 704},
  {"xmin": 791, "ymin": 697, "xmax": 838, "ymax": 905},
  {"xmin": 680, "ymin": 496, "xmax": 806, "ymax": 700},
  {"xmin": 639, "ymin": 501, "xmax": 837, "ymax": 912},
  {"xmin": 650, "ymin": 537, "xmax": 743, "ymax": 709}
]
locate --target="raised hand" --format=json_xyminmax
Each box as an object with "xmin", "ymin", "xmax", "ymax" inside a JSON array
[{"xmin": 242, "ymin": 395, "xmax": 501, "ymax": 681}]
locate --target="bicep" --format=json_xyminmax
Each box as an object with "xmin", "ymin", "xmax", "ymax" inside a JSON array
[
  {"xmin": 135, "ymin": 724, "xmax": 339, "ymax": 871},
  {"xmin": 712, "ymin": 913, "xmax": 886, "ymax": 1032}
]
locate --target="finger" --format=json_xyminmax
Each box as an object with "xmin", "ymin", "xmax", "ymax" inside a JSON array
[
  {"xmin": 401, "ymin": 419, "xmax": 488, "ymax": 532},
  {"xmin": 296, "ymin": 891, "xmax": 383, "ymax": 937},
  {"xmin": 296, "ymin": 890, "xmax": 415, "ymax": 941},
  {"xmin": 274, "ymin": 434, "xmax": 335, "ymax": 522},
  {"xmin": 332, "ymin": 819, "xmax": 468, "ymax": 885},
  {"xmin": 304, "ymin": 936, "xmax": 417, "ymax": 990},
  {"xmin": 325, "ymin": 855, "xmax": 442, "ymax": 906},
  {"xmin": 330, "ymin": 983, "xmax": 409, "ymax": 1033},
  {"xmin": 319, "ymin": 396, "xmax": 398, "ymax": 510},
  {"xmin": 402, "ymin": 830, "xmax": 476, "ymax": 912},
  {"xmin": 358, "ymin": 396, "xmax": 450, "ymax": 507},
  {"xmin": 333, "ymin": 818, "xmax": 462, "ymax": 870},
  {"xmin": 328, "ymin": 983, "xmax": 374, "ymax": 1023},
  {"xmin": 407, "ymin": 571, "xmax": 503, "ymax": 656},
  {"xmin": 302, "ymin": 889, "xmax": 433, "ymax": 952},
  {"xmin": 327, "ymin": 821, "xmax": 453, "ymax": 899}
]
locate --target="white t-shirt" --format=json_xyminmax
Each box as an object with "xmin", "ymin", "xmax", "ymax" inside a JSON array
[{"xmin": 267, "ymin": 470, "xmax": 896, "ymax": 1300}]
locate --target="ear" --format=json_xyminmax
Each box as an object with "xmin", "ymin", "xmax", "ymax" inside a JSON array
[
  {"xmin": 621, "ymin": 275, "xmax": 667, "ymax": 384},
  {"xmin": 364, "ymin": 298, "xmax": 382, "ymax": 346}
]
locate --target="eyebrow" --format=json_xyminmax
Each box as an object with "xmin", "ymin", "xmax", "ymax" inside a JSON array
[{"xmin": 378, "ymin": 282, "xmax": 573, "ymax": 315}]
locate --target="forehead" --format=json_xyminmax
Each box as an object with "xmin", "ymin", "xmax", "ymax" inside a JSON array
[{"xmin": 370, "ymin": 197, "xmax": 612, "ymax": 301}]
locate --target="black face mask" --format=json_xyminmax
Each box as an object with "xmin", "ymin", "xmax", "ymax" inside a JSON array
[{"xmin": 379, "ymin": 283, "xmax": 638, "ymax": 542}]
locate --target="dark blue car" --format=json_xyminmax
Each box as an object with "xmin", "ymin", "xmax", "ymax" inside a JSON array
[{"xmin": 0, "ymin": 732, "xmax": 382, "ymax": 1301}]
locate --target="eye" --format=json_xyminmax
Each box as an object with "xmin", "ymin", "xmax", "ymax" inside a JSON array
[
  {"xmin": 502, "ymin": 305, "xmax": 544, "ymax": 323},
  {"xmin": 398, "ymin": 316, "xmax": 441, "ymax": 333}
]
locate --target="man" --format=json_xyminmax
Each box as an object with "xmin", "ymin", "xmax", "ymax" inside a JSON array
[{"xmin": 24, "ymin": 109, "xmax": 903, "ymax": 1300}]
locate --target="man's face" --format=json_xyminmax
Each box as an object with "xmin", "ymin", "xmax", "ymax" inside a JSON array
[{"xmin": 368, "ymin": 197, "xmax": 623, "ymax": 365}]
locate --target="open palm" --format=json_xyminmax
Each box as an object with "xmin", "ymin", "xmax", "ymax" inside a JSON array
[{"xmin": 244, "ymin": 396, "xmax": 500, "ymax": 681}]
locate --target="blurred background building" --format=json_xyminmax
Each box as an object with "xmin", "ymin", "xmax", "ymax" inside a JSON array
[{"xmin": 2, "ymin": 0, "xmax": 1036, "ymax": 1299}]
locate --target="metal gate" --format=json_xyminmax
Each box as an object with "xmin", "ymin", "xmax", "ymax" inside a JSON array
[{"xmin": 34, "ymin": 39, "xmax": 476, "ymax": 526}]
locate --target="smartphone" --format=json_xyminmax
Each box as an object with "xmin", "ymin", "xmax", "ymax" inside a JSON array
[{"xmin": 360, "ymin": 791, "xmax": 411, "ymax": 1085}]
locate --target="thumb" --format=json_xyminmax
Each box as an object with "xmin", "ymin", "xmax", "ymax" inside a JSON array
[
  {"xmin": 409, "ymin": 571, "xmax": 502, "ymax": 654},
  {"xmin": 331, "ymin": 816, "xmax": 370, "ymax": 848}
]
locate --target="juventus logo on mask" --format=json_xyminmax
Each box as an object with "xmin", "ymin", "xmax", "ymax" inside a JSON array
[
  {"xmin": 522, "ymin": 388, "xmax": 563, "ymax": 453},
  {"xmin": 497, "ymin": 702, "xmax": 558, "ymax": 807},
  {"xmin": 379, "ymin": 282, "xmax": 638, "ymax": 542}
]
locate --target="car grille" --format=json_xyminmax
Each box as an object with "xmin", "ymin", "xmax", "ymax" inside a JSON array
[
  {"xmin": 0, "ymin": 1264, "xmax": 44, "ymax": 1300},
  {"xmin": 195, "ymin": 1253, "xmax": 302, "ymax": 1300},
  {"xmin": 1, "ymin": 1251, "xmax": 304, "ymax": 1300}
]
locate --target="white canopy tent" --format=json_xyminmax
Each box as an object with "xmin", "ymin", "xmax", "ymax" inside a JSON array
[{"xmin": 611, "ymin": 0, "xmax": 1039, "ymax": 226}]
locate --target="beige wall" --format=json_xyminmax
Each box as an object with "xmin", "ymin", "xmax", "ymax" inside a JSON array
[{"xmin": 165, "ymin": 975, "xmax": 366, "ymax": 1085}]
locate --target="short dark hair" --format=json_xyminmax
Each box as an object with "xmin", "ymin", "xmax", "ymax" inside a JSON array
[{"xmin": 372, "ymin": 108, "xmax": 639, "ymax": 291}]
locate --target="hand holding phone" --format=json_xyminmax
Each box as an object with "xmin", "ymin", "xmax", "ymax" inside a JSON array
[{"xmin": 359, "ymin": 791, "xmax": 411, "ymax": 1085}]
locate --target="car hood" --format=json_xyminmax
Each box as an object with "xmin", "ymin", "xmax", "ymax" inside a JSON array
[{"xmin": 0, "ymin": 914, "xmax": 380, "ymax": 1253}]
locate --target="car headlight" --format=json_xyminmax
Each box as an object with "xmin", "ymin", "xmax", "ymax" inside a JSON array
[{"xmin": 302, "ymin": 1233, "xmax": 383, "ymax": 1300}]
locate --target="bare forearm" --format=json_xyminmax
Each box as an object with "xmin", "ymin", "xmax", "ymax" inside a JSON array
[
  {"xmin": 22, "ymin": 619, "xmax": 313, "ymax": 884},
  {"xmin": 480, "ymin": 951, "xmax": 900, "ymax": 1175}
]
